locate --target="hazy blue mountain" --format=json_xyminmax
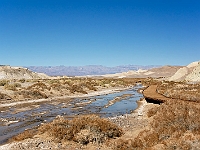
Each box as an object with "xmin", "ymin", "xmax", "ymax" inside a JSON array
[{"xmin": 27, "ymin": 65, "xmax": 160, "ymax": 76}]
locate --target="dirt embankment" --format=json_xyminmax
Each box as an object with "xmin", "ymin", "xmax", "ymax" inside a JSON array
[{"xmin": 143, "ymin": 85, "xmax": 171, "ymax": 104}]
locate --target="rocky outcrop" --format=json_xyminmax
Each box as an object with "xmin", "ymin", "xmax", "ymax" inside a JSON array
[
  {"xmin": 168, "ymin": 67, "xmax": 189, "ymax": 81},
  {"xmin": 185, "ymin": 62, "xmax": 200, "ymax": 82},
  {"xmin": 0, "ymin": 66, "xmax": 49, "ymax": 79},
  {"xmin": 168, "ymin": 61, "xmax": 200, "ymax": 82}
]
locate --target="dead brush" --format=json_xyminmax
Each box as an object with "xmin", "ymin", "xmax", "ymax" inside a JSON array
[
  {"xmin": 27, "ymin": 82, "xmax": 50, "ymax": 91},
  {"xmin": 84, "ymin": 81, "xmax": 97, "ymax": 91},
  {"xmin": 0, "ymin": 92, "xmax": 11, "ymax": 100},
  {"xmin": 157, "ymin": 81, "xmax": 200, "ymax": 102},
  {"xmin": 147, "ymin": 100, "xmax": 200, "ymax": 148},
  {"xmin": 9, "ymin": 129, "xmax": 36, "ymax": 142},
  {"xmin": 69, "ymin": 84, "xmax": 88, "ymax": 94},
  {"xmin": 0, "ymin": 80, "xmax": 8, "ymax": 86},
  {"xmin": 17, "ymin": 90, "xmax": 48, "ymax": 99},
  {"xmin": 38, "ymin": 115, "xmax": 123, "ymax": 144},
  {"xmin": 4, "ymin": 83, "xmax": 21, "ymax": 91},
  {"xmin": 114, "ymin": 100, "xmax": 200, "ymax": 149}
]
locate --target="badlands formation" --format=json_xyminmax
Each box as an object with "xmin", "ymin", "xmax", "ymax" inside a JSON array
[
  {"xmin": 0, "ymin": 65, "xmax": 49, "ymax": 79},
  {"xmin": 169, "ymin": 61, "xmax": 200, "ymax": 82}
]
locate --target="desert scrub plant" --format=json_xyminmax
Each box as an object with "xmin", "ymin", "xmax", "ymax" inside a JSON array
[
  {"xmin": 27, "ymin": 82, "xmax": 50, "ymax": 91},
  {"xmin": 4, "ymin": 83, "xmax": 21, "ymax": 91},
  {"xmin": 113, "ymin": 100, "xmax": 200, "ymax": 149},
  {"xmin": 17, "ymin": 90, "xmax": 48, "ymax": 99},
  {"xmin": 9, "ymin": 129, "xmax": 36, "ymax": 142},
  {"xmin": 130, "ymin": 100, "xmax": 200, "ymax": 149},
  {"xmin": 0, "ymin": 79, "xmax": 8, "ymax": 86},
  {"xmin": 84, "ymin": 81, "xmax": 97, "ymax": 91},
  {"xmin": 0, "ymin": 92, "xmax": 12, "ymax": 100},
  {"xmin": 19, "ymin": 78, "xmax": 26, "ymax": 83},
  {"xmin": 69, "ymin": 84, "xmax": 87, "ymax": 94},
  {"xmin": 38, "ymin": 115, "xmax": 123, "ymax": 144},
  {"xmin": 114, "ymin": 130, "xmax": 160, "ymax": 150},
  {"xmin": 157, "ymin": 81, "xmax": 200, "ymax": 102}
]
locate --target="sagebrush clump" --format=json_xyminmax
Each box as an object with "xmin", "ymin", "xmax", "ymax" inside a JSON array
[
  {"xmin": 114, "ymin": 100, "xmax": 200, "ymax": 149},
  {"xmin": 38, "ymin": 115, "xmax": 123, "ymax": 144},
  {"xmin": 157, "ymin": 81, "xmax": 200, "ymax": 102}
]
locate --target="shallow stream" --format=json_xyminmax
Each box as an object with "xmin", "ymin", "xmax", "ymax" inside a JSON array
[{"xmin": 0, "ymin": 84, "xmax": 143, "ymax": 145}]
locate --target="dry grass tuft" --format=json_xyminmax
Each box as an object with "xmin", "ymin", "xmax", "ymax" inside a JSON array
[
  {"xmin": 27, "ymin": 82, "xmax": 50, "ymax": 91},
  {"xmin": 0, "ymin": 80, "xmax": 8, "ymax": 86},
  {"xmin": 157, "ymin": 81, "xmax": 200, "ymax": 102},
  {"xmin": 0, "ymin": 92, "xmax": 12, "ymax": 100},
  {"xmin": 4, "ymin": 83, "xmax": 21, "ymax": 91},
  {"xmin": 9, "ymin": 129, "xmax": 36, "ymax": 142},
  {"xmin": 17, "ymin": 90, "xmax": 48, "ymax": 99},
  {"xmin": 114, "ymin": 99, "xmax": 200, "ymax": 149},
  {"xmin": 38, "ymin": 115, "xmax": 123, "ymax": 144}
]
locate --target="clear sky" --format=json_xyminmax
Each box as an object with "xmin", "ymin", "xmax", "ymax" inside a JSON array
[{"xmin": 1, "ymin": 0, "xmax": 200, "ymax": 67}]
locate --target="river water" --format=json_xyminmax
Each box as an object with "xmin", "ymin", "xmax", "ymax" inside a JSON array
[{"xmin": 0, "ymin": 84, "xmax": 143, "ymax": 145}]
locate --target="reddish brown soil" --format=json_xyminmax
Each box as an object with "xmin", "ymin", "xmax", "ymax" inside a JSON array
[{"xmin": 143, "ymin": 85, "xmax": 171, "ymax": 104}]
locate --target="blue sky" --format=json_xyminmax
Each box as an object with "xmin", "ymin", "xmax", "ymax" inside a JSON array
[{"xmin": 1, "ymin": 0, "xmax": 200, "ymax": 66}]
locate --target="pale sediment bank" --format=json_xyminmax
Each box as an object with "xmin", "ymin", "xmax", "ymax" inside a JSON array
[{"xmin": 134, "ymin": 98, "xmax": 147, "ymax": 116}]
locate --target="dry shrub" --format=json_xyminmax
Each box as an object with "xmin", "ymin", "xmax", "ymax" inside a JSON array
[
  {"xmin": 144, "ymin": 100, "xmax": 200, "ymax": 148},
  {"xmin": 84, "ymin": 81, "xmax": 97, "ymax": 91},
  {"xmin": 38, "ymin": 115, "xmax": 123, "ymax": 144},
  {"xmin": 69, "ymin": 84, "xmax": 87, "ymax": 94},
  {"xmin": 0, "ymin": 92, "xmax": 11, "ymax": 100},
  {"xmin": 10, "ymin": 129, "xmax": 36, "ymax": 142},
  {"xmin": 113, "ymin": 139, "xmax": 134, "ymax": 150},
  {"xmin": 0, "ymin": 80, "xmax": 8, "ymax": 86},
  {"xmin": 27, "ymin": 82, "xmax": 49, "ymax": 91},
  {"xmin": 157, "ymin": 81, "xmax": 200, "ymax": 102},
  {"xmin": 17, "ymin": 90, "xmax": 48, "ymax": 99},
  {"xmin": 114, "ymin": 130, "xmax": 159, "ymax": 150},
  {"xmin": 114, "ymin": 100, "xmax": 200, "ymax": 149},
  {"xmin": 49, "ymin": 83, "xmax": 63, "ymax": 91},
  {"xmin": 4, "ymin": 83, "xmax": 21, "ymax": 91},
  {"xmin": 19, "ymin": 78, "xmax": 26, "ymax": 83}
]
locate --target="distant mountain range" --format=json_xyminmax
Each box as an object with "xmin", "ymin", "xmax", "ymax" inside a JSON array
[
  {"xmin": 1, "ymin": 62, "xmax": 200, "ymax": 82},
  {"xmin": 27, "ymin": 65, "xmax": 160, "ymax": 76}
]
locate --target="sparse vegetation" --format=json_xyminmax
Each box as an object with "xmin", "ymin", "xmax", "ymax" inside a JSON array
[
  {"xmin": 38, "ymin": 115, "xmax": 123, "ymax": 144},
  {"xmin": 9, "ymin": 129, "xmax": 36, "ymax": 142},
  {"xmin": 0, "ymin": 77, "xmax": 145, "ymax": 101},
  {"xmin": 0, "ymin": 92, "xmax": 11, "ymax": 100},
  {"xmin": 12, "ymin": 115, "xmax": 123, "ymax": 145},
  {"xmin": 19, "ymin": 78, "xmax": 26, "ymax": 83},
  {"xmin": 0, "ymin": 80, "xmax": 8, "ymax": 86},
  {"xmin": 114, "ymin": 92, "xmax": 200, "ymax": 149},
  {"xmin": 4, "ymin": 83, "xmax": 21, "ymax": 91},
  {"xmin": 16, "ymin": 90, "xmax": 48, "ymax": 99},
  {"xmin": 157, "ymin": 81, "xmax": 200, "ymax": 102}
]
